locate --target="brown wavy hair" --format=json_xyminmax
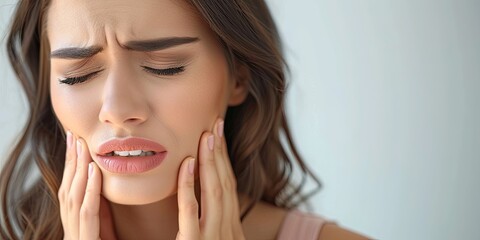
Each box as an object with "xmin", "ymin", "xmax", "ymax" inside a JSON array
[{"xmin": 0, "ymin": 0, "xmax": 321, "ymax": 239}]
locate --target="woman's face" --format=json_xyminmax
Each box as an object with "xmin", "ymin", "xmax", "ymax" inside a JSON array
[{"xmin": 48, "ymin": 0, "xmax": 245, "ymax": 205}]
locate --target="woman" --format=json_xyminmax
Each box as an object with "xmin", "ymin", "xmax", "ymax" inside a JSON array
[{"xmin": 0, "ymin": 0, "xmax": 369, "ymax": 239}]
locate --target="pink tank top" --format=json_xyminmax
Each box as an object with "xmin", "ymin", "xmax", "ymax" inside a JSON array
[{"xmin": 276, "ymin": 210, "xmax": 334, "ymax": 240}]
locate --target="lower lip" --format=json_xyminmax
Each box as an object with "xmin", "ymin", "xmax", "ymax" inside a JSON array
[{"xmin": 95, "ymin": 152, "xmax": 167, "ymax": 174}]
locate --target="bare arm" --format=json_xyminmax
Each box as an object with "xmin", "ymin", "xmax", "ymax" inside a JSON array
[{"xmin": 318, "ymin": 223, "xmax": 371, "ymax": 240}]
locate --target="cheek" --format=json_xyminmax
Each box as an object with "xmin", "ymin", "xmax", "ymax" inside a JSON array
[
  {"xmin": 153, "ymin": 52, "xmax": 230, "ymax": 155},
  {"xmin": 155, "ymin": 73, "xmax": 228, "ymax": 155},
  {"xmin": 50, "ymin": 82, "xmax": 98, "ymax": 137}
]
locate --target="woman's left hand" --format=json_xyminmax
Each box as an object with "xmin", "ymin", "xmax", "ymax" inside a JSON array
[{"xmin": 176, "ymin": 118, "xmax": 246, "ymax": 240}]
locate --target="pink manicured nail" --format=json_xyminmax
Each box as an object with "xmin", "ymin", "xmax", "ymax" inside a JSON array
[
  {"xmin": 217, "ymin": 121, "xmax": 224, "ymax": 138},
  {"xmin": 188, "ymin": 158, "xmax": 195, "ymax": 175},
  {"xmin": 76, "ymin": 140, "xmax": 82, "ymax": 158},
  {"xmin": 88, "ymin": 163, "xmax": 93, "ymax": 178},
  {"xmin": 207, "ymin": 135, "xmax": 214, "ymax": 151},
  {"xmin": 66, "ymin": 131, "xmax": 72, "ymax": 148}
]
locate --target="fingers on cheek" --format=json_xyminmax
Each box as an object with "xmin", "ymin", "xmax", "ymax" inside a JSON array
[
  {"xmin": 79, "ymin": 163, "xmax": 101, "ymax": 239},
  {"xmin": 65, "ymin": 131, "xmax": 74, "ymax": 160},
  {"xmin": 76, "ymin": 138, "xmax": 86, "ymax": 163},
  {"xmin": 65, "ymin": 133, "xmax": 78, "ymax": 174},
  {"xmin": 215, "ymin": 119, "xmax": 242, "ymax": 227},
  {"xmin": 178, "ymin": 158, "xmax": 197, "ymax": 215},
  {"xmin": 59, "ymin": 132, "xmax": 78, "ymax": 220},
  {"xmin": 177, "ymin": 158, "xmax": 200, "ymax": 238},
  {"xmin": 213, "ymin": 119, "xmax": 236, "ymax": 192},
  {"xmin": 214, "ymin": 120, "xmax": 224, "ymax": 152},
  {"xmin": 199, "ymin": 133, "xmax": 215, "ymax": 170},
  {"xmin": 68, "ymin": 138, "xmax": 90, "ymax": 209},
  {"xmin": 81, "ymin": 163, "xmax": 101, "ymax": 218},
  {"xmin": 75, "ymin": 137, "xmax": 93, "ymax": 176},
  {"xmin": 198, "ymin": 131, "xmax": 226, "ymax": 233}
]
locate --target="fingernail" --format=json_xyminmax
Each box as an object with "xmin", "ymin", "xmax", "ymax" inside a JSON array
[
  {"xmin": 188, "ymin": 158, "xmax": 195, "ymax": 175},
  {"xmin": 76, "ymin": 140, "xmax": 82, "ymax": 158},
  {"xmin": 217, "ymin": 121, "xmax": 224, "ymax": 138},
  {"xmin": 88, "ymin": 163, "xmax": 93, "ymax": 178},
  {"xmin": 66, "ymin": 131, "xmax": 72, "ymax": 148},
  {"xmin": 207, "ymin": 135, "xmax": 214, "ymax": 151}
]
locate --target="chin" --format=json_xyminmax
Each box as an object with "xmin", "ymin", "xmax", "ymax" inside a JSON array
[
  {"xmin": 104, "ymin": 192, "xmax": 164, "ymax": 205},
  {"xmin": 100, "ymin": 170, "xmax": 178, "ymax": 205}
]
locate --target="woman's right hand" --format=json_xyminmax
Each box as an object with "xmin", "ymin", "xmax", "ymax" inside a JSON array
[{"xmin": 58, "ymin": 131, "xmax": 117, "ymax": 240}]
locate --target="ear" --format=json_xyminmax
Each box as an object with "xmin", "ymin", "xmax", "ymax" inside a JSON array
[{"xmin": 228, "ymin": 60, "xmax": 250, "ymax": 106}]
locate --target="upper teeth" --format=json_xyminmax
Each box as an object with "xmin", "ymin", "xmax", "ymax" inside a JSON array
[{"xmin": 106, "ymin": 150, "xmax": 155, "ymax": 157}]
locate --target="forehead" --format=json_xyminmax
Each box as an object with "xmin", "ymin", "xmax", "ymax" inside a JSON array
[{"xmin": 46, "ymin": 0, "xmax": 204, "ymax": 48}]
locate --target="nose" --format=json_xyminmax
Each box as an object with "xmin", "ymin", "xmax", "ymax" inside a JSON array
[{"xmin": 98, "ymin": 67, "xmax": 150, "ymax": 128}]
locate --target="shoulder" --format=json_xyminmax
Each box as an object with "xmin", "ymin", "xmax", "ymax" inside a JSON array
[
  {"xmin": 242, "ymin": 201, "xmax": 371, "ymax": 240},
  {"xmin": 318, "ymin": 223, "xmax": 371, "ymax": 240},
  {"xmin": 279, "ymin": 209, "xmax": 371, "ymax": 240},
  {"xmin": 242, "ymin": 201, "xmax": 289, "ymax": 240}
]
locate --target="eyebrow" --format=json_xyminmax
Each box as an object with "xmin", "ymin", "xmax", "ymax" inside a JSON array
[
  {"xmin": 123, "ymin": 37, "xmax": 199, "ymax": 51},
  {"xmin": 50, "ymin": 46, "xmax": 102, "ymax": 59},
  {"xmin": 50, "ymin": 37, "xmax": 199, "ymax": 59}
]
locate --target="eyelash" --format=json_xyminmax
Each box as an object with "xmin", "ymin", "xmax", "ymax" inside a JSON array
[
  {"xmin": 58, "ymin": 70, "xmax": 101, "ymax": 85},
  {"xmin": 58, "ymin": 66, "xmax": 185, "ymax": 85},
  {"xmin": 142, "ymin": 66, "xmax": 185, "ymax": 76}
]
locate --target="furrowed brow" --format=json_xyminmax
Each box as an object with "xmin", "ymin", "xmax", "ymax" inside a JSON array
[
  {"xmin": 50, "ymin": 46, "xmax": 103, "ymax": 59},
  {"xmin": 49, "ymin": 37, "xmax": 198, "ymax": 59},
  {"xmin": 123, "ymin": 37, "xmax": 199, "ymax": 52}
]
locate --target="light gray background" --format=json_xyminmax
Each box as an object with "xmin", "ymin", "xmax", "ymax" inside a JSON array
[{"xmin": 1, "ymin": 0, "xmax": 479, "ymax": 239}]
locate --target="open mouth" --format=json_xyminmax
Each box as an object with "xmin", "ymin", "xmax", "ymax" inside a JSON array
[{"xmin": 103, "ymin": 150, "xmax": 157, "ymax": 157}]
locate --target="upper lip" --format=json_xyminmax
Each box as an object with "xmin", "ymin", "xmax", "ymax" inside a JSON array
[{"xmin": 96, "ymin": 137, "xmax": 167, "ymax": 156}]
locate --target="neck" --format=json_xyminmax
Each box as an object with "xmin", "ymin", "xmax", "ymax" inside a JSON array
[
  {"xmin": 110, "ymin": 193, "xmax": 180, "ymax": 240},
  {"xmin": 109, "ymin": 180, "xmax": 203, "ymax": 240},
  {"xmin": 109, "ymin": 182, "xmax": 251, "ymax": 240}
]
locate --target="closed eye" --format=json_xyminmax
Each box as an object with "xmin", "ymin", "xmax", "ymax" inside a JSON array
[
  {"xmin": 58, "ymin": 70, "xmax": 103, "ymax": 85},
  {"xmin": 142, "ymin": 66, "xmax": 185, "ymax": 76},
  {"xmin": 58, "ymin": 66, "xmax": 185, "ymax": 86}
]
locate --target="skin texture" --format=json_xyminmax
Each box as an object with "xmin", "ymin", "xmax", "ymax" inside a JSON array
[
  {"xmin": 49, "ymin": 0, "xmax": 249, "ymax": 238},
  {"xmin": 59, "ymin": 119, "xmax": 247, "ymax": 239},
  {"xmin": 48, "ymin": 0, "xmax": 244, "ymax": 205},
  {"xmin": 48, "ymin": 0, "xmax": 371, "ymax": 239}
]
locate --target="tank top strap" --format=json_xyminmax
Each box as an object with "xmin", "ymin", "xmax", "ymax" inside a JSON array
[{"xmin": 276, "ymin": 210, "xmax": 334, "ymax": 240}]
